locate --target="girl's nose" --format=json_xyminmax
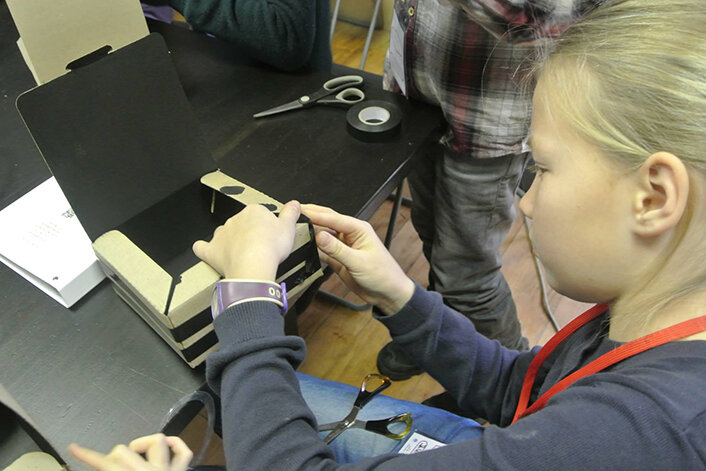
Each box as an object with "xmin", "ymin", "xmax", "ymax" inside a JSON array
[{"xmin": 519, "ymin": 183, "xmax": 535, "ymax": 219}]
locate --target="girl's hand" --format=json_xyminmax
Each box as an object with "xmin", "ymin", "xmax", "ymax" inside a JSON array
[
  {"xmin": 193, "ymin": 201, "xmax": 301, "ymax": 281},
  {"xmin": 69, "ymin": 434, "xmax": 193, "ymax": 471},
  {"xmin": 302, "ymin": 204, "xmax": 414, "ymax": 315}
]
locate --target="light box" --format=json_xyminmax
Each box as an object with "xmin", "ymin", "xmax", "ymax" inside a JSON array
[{"xmin": 16, "ymin": 34, "xmax": 322, "ymax": 367}]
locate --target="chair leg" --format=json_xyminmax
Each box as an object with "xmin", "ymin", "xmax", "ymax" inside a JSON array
[
  {"xmin": 359, "ymin": 0, "xmax": 383, "ymax": 70},
  {"xmin": 387, "ymin": 179, "xmax": 413, "ymax": 207},
  {"xmin": 330, "ymin": 0, "xmax": 342, "ymax": 44},
  {"xmin": 316, "ymin": 289, "xmax": 371, "ymax": 311},
  {"xmin": 384, "ymin": 180, "xmax": 405, "ymax": 248}
]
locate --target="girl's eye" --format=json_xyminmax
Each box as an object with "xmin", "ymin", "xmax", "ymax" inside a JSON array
[{"xmin": 527, "ymin": 164, "xmax": 546, "ymax": 175}]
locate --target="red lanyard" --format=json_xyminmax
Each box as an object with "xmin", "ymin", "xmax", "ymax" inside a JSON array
[{"xmin": 512, "ymin": 305, "xmax": 706, "ymax": 423}]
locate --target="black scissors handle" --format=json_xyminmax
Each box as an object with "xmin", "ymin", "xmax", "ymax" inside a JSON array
[
  {"xmin": 354, "ymin": 374, "xmax": 391, "ymax": 409},
  {"xmin": 304, "ymin": 75, "xmax": 364, "ymax": 104},
  {"xmin": 363, "ymin": 412, "xmax": 413, "ymax": 440}
]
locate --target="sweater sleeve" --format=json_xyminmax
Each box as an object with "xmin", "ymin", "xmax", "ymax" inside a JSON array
[
  {"xmin": 376, "ymin": 284, "xmax": 537, "ymax": 425},
  {"xmin": 205, "ymin": 301, "xmax": 402, "ymax": 470},
  {"xmin": 205, "ymin": 296, "xmax": 704, "ymax": 470},
  {"xmin": 169, "ymin": 0, "xmax": 316, "ymax": 71}
]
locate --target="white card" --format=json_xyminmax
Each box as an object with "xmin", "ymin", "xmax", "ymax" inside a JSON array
[
  {"xmin": 0, "ymin": 178, "xmax": 105, "ymax": 307},
  {"xmin": 398, "ymin": 431, "xmax": 447, "ymax": 454},
  {"xmin": 389, "ymin": 11, "xmax": 408, "ymax": 97}
]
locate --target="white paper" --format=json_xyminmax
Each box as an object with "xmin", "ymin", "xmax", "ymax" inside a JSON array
[
  {"xmin": 398, "ymin": 431, "xmax": 447, "ymax": 454},
  {"xmin": 0, "ymin": 178, "xmax": 105, "ymax": 307},
  {"xmin": 389, "ymin": 12, "xmax": 408, "ymax": 97}
]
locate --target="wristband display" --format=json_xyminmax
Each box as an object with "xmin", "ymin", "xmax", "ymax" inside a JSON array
[{"xmin": 211, "ymin": 279, "xmax": 288, "ymax": 318}]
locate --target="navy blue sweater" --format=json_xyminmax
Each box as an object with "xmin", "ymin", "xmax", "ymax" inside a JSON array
[
  {"xmin": 206, "ymin": 284, "xmax": 706, "ymax": 469},
  {"xmin": 169, "ymin": 0, "xmax": 332, "ymax": 71}
]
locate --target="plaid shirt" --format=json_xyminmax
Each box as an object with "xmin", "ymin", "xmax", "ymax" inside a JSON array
[{"xmin": 384, "ymin": 0, "xmax": 602, "ymax": 157}]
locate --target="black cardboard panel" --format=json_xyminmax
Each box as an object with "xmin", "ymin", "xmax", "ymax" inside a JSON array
[
  {"xmin": 116, "ymin": 180, "xmax": 244, "ymax": 278},
  {"xmin": 15, "ymin": 33, "xmax": 215, "ymax": 241}
]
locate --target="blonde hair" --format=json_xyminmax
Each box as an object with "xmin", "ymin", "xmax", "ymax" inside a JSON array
[{"xmin": 536, "ymin": 0, "xmax": 706, "ymax": 325}]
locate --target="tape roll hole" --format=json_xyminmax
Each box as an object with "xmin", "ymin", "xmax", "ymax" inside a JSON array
[{"xmin": 358, "ymin": 106, "xmax": 390, "ymax": 126}]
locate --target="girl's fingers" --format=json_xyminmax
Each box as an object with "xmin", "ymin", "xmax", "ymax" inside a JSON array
[
  {"xmin": 315, "ymin": 231, "xmax": 358, "ymax": 268},
  {"xmin": 127, "ymin": 435, "xmax": 154, "ymax": 453},
  {"xmin": 301, "ymin": 205, "xmax": 364, "ymax": 235},
  {"xmin": 164, "ymin": 436, "xmax": 194, "ymax": 471},
  {"xmin": 192, "ymin": 240, "xmax": 209, "ymax": 260},
  {"xmin": 278, "ymin": 200, "xmax": 301, "ymax": 227},
  {"xmin": 70, "ymin": 436, "xmax": 193, "ymax": 471},
  {"xmin": 108, "ymin": 445, "xmax": 154, "ymax": 470},
  {"xmin": 131, "ymin": 434, "xmax": 169, "ymax": 469},
  {"xmin": 312, "ymin": 225, "xmax": 337, "ymax": 237},
  {"xmin": 300, "ymin": 203, "xmax": 334, "ymax": 214},
  {"xmin": 70, "ymin": 443, "xmax": 148, "ymax": 471},
  {"xmin": 317, "ymin": 248, "xmax": 343, "ymax": 273},
  {"xmin": 69, "ymin": 444, "xmax": 117, "ymax": 471},
  {"xmin": 129, "ymin": 433, "xmax": 164, "ymax": 452}
]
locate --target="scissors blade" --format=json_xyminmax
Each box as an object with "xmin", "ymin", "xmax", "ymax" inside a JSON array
[
  {"xmin": 317, "ymin": 421, "xmax": 342, "ymax": 431},
  {"xmin": 319, "ymin": 406, "xmax": 360, "ymax": 444},
  {"xmin": 322, "ymin": 423, "xmax": 348, "ymax": 445},
  {"xmin": 253, "ymin": 99, "xmax": 303, "ymax": 118}
]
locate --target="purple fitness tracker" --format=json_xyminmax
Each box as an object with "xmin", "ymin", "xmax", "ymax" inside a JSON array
[{"xmin": 211, "ymin": 280, "xmax": 288, "ymax": 318}]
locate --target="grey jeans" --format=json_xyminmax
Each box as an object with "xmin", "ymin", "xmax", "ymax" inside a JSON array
[{"xmin": 407, "ymin": 139, "xmax": 529, "ymax": 350}]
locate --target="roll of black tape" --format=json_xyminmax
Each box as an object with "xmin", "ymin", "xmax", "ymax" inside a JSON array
[{"xmin": 346, "ymin": 100, "xmax": 402, "ymax": 142}]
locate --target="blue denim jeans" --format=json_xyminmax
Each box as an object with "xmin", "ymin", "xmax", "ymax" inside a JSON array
[
  {"xmin": 297, "ymin": 373, "xmax": 484, "ymax": 463},
  {"xmin": 407, "ymin": 140, "xmax": 530, "ymax": 350}
]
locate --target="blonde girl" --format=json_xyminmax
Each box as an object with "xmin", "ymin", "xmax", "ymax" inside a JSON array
[{"xmin": 72, "ymin": 1, "xmax": 706, "ymax": 469}]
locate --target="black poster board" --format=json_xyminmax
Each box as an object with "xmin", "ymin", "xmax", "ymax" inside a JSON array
[{"xmin": 16, "ymin": 33, "xmax": 216, "ymax": 243}]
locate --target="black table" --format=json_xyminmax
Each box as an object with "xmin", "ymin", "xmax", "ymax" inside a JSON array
[{"xmin": 0, "ymin": 4, "xmax": 441, "ymax": 467}]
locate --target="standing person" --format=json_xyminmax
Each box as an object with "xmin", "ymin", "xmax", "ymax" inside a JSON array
[
  {"xmin": 377, "ymin": 0, "xmax": 603, "ymax": 381},
  {"xmin": 166, "ymin": 0, "xmax": 332, "ymax": 71},
  {"xmin": 70, "ymin": 2, "xmax": 706, "ymax": 468}
]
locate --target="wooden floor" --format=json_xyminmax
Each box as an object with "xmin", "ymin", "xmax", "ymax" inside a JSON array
[{"xmin": 179, "ymin": 21, "xmax": 592, "ymax": 462}]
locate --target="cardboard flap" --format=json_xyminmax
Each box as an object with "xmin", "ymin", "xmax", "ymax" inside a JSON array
[
  {"xmin": 16, "ymin": 33, "xmax": 216, "ymax": 242},
  {"xmin": 5, "ymin": 452, "xmax": 64, "ymax": 471},
  {"xmin": 201, "ymin": 170, "xmax": 282, "ymax": 210},
  {"xmin": 202, "ymin": 170, "xmax": 317, "ymax": 255},
  {"xmin": 7, "ymin": 0, "xmax": 149, "ymax": 85}
]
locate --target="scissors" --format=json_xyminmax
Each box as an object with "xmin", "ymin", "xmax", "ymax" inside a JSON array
[
  {"xmin": 317, "ymin": 374, "xmax": 413, "ymax": 445},
  {"xmin": 253, "ymin": 75, "xmax": 365, "ymax": 118}
]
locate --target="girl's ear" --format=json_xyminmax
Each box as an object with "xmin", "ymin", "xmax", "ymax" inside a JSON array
[{"xmin": 632, "ymin": 152, "xmax": 689, "ymax": 237}]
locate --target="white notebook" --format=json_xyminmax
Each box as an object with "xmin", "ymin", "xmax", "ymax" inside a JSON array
[{"xmin": 0, "ymin": 178, "xmax": 105, "ymax": 307}]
